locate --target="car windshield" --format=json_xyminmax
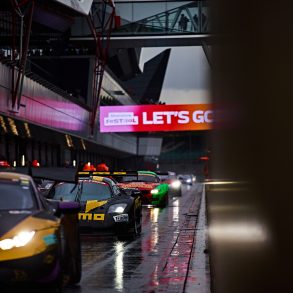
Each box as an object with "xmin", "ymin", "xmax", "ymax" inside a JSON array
[
  {"xmin": 0, "ymin": 180, "xmax": 36, "ymax": 210},
  {"xmin": 158, "ymin": 173, "xmax": 177, "ymax": 180},
  {"xmin": 50, "ymin": 181, "xmax": 112, "ymax": 201},
  {"xmin": 158, "ymin": 175, "xmax": 169, "ymax": 180},
  {"xmin": 179, "ymin": 175, "xmax": 191, "ymax": 179},
  {"xmin": 118, "ymin": 174, "xmax": 158, "ymax": 183}
]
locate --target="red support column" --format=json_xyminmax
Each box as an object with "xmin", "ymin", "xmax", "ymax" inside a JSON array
[
  {"xmin": 87, "ymin": 0, "xmax": 116, "ymax": 136},
  {"xmin": 10, "ymin": 0, "xmax": 34, "ymax": 109}
]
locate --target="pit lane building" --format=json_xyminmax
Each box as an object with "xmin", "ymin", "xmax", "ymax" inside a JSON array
[{"xmin": 0, "ymin": 0, "xmax": 167, "ymax": 168}]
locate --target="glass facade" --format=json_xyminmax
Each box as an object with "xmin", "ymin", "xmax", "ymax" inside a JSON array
[
  {"xmin": 101, "ymin": 71, "xmax": 135, "ymax": 105},
  {"xmin": 113, "ymin": 1, "xmax": 210, "ymax": 35}
]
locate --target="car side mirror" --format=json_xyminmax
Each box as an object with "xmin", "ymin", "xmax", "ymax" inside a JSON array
[
  {"xmin": 58, "ymin": 201, "xmax": 80, "ymax": 214},
  {"xmin": 46, "ymin": 199, "xmax": 80, "ymax": 215},
  {"xmin": 39, "ymin": 187, "xmax": 50, "ymax": 197}
]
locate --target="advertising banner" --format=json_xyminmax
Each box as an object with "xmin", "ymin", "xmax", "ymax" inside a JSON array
[{"xmin": 100, "ymin": 104, "xmax": 213, "ymax": 133}]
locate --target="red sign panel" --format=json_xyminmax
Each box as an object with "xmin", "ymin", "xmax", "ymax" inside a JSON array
[{"xmin": 100, "ymin": 104, "xmax": 213, "ymax": 133}]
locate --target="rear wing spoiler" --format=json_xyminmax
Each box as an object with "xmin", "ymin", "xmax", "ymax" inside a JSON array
[
  {"xmin": 77, "ymin": 171, "xmax": 138, "ymax": 178},
  {"xmin": 0, "ymin": 168, "xmax": 139, "ymax": 183},
  {"xmin": 77, "ymin": 171, "xmax": 139, "ymax": 183},
  {"xmin": 155, "ymin": 172, "xmax": 169, "ymax": 176},
  {"xmin": 0, "ymin": 167, "xmax": 78, "ymax": 184}
]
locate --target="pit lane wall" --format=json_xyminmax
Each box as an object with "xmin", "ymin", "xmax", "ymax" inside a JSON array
[{"xmin": 0, "ymin": 62, "xmax": 137, "ymax": 155}]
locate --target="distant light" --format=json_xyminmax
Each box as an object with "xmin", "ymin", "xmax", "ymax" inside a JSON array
[
  {"xmin": 13, "ymin": 161, "xmax": 17, "ymax": 167},
  {"xmin": 21, "ymin": 155, "xmax": 25, "ymax": 167},
  {"xmin": 205, "ymin": 181, "xmax": 239, "ymax": 185},
  {"xmin": 81, "ymin": 139, "xmax": 86, "ymax": 150},
  {"xmin": 151, "ymin": 189, "xmax": 159, "ymax": 194},
  {"xmin": 171, "ymin": 180, "xmax": 181, "ymax": 189},
  {"xmin": 87, "ymin": 162, "xmax": 91, "ymax": 166},
  {"xmin": 209, "ymin": 222, "xmax": 268, "ymax": 243},
  {"xmin": 73, "ymin": 160, "xmax": 76, "ymax": 167},
  {"xmin": 0, "ymin": 116, "xmax": 7, "ymax": 133},
  {"xmin": 200, "ymin": 156, "xmax": 209, "ymax": 161},
  {"xmin": 7, "ymin": 118, "xmax": 18, "ymax": 136},
  {"xmin": 65, "ymin": 134, "xmax": 74, "ymax": 148},
  {"xmin": 24, "ymin": 122, "xmax": 31, "ymax": 138}
]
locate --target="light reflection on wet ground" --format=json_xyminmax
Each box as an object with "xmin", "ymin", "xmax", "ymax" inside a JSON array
[{"xmin": 65, "ymin": 184, "xmax": 202, "ymax": 293}]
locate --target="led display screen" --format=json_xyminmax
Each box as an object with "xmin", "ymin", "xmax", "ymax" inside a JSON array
[{"xmin": 100, "ymin": 104, "xmax": 213, "ymax": 133}]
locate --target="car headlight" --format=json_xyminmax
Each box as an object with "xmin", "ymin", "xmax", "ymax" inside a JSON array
[
  {"xmin": 186, "ymin": 179, "xmax": 192, "ymax": 183},
  {"xmin": 171, "ymin": 180, "xmax": 181, "ymax": 189},
  {"xmin": 0, "ymin": 231, "xmax": 35, "ymax": 250},
  {"xmin": 108, "ymin": 203, "xmax": 127, "ymax": 213},
  {"xmin": 151, "ymin": 189, "xmax": 159, "ymax": 194}
]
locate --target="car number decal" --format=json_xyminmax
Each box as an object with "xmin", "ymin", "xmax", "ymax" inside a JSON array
[{"xmin": 78, "ymin": 213, "xmax": 105, "ymax": 221}]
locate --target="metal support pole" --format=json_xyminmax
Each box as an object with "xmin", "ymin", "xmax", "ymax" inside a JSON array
[
  {"xmin": 199, "ymin": 0, "xmax": 202, "ymax": 33},
  {"xmin": 202, "ymin": 41, "xmax": 213, "ymax": 69},
  {"xmin": 16, "ymin": 1, "xmax": 34, "ymax": 108},
  {"xmin": 10, "ymin": 0, "xmax": 34, "ymax": 109},
  {"xmin": 87, "ymin": 0, "xmax": 116, "ymax": 136},
  {"xmin": 11, "ymin": 8, "xmax": 17, "ymax": 100}
]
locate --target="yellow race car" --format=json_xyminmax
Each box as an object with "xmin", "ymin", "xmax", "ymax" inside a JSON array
[
  {"xmin": 0, "ymin": 172, "xmax": 81, "ymax": 292},
  {"xmin": 46, "ymin": 172, "xmax": 142, "ymax": 239}
]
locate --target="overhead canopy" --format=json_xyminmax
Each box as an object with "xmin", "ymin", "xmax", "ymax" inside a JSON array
[{"xmin": 53, "ymin": 0, "xmax": 93, "ymax": 15}]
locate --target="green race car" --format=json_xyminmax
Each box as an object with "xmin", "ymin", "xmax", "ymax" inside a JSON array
[{"xmin": 114, "ymin": 171, "xmax": 169, "ymax": 207}]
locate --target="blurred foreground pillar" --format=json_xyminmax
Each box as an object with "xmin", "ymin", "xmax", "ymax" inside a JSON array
[{"xmin": 209, "ymin": 0, "xmax": 293, "ymax": 292}]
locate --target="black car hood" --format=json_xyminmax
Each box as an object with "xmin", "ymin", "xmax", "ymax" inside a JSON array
[{"xmin": 0, "ymin": 211, "xmax": 32, "ymax": 238}]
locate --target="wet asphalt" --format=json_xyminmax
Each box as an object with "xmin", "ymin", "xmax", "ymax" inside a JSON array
[{"xmin": 65, "ymin": 184, "xmax": 203, "ymax": 293}]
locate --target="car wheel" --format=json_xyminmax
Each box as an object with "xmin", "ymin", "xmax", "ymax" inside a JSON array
[
  {"xmin": 135, "ymin": 207, "xmax": 142, "ymax": 235},
  {"xmin": 117, "ymin": 208, "xmax": 141, "ymax": 240},
  {"xmin": 50, "ymin": 282, "xmax": 63, "ymax": 293},
  {"xmin": 61, "ymin": 218, "xmax": 82, "ymax": 286},
  {"xmin": 68, "ymin": 241, "xmax": 81, "ymax": 284},
  {"xmin": 159, "ymin": 193, "xmax": 169, "ymax": 208},
  {"xmin": 45, "ymin": 261, "xmax": 63, "ymax": 293},
  {"xmin": 67, "ymin": 225, "xmax": 82, "ymax": 285}
]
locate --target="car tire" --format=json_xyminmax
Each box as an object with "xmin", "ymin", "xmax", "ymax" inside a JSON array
[
  {"xmin": 117, "ymin": 208, "xmax": 141, "ymax": 240},
  {"xmin": 159, "ymin": 193, "xmax": 169, "ymax": 208},
  {"xmin": 60, "ymin": 216, "xmax": 82, "ymax": 286},
  {"xmin": 51, "ymin": 282, "xmax": 63, "ymax": 293},
  {"xmin": 68, "ymin": 241, "xmax": 81, "ymax": 285},
  {"xmin": 45, "ymin": 261, "xmax": 63, "ymax": 293},
  {"xmin": 135, "ymin": 207, "xmax": 142, "ymax": 235},
  {"xmin": 67, "ymin": 225, "xmax": 82, "ymax": 285}
]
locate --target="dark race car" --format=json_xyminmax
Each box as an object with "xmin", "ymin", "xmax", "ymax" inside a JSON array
[
  {"xmin": 46, "ymin": 172, "xmax": 142, "ymax": 239},
  {"xmin": 108, "ymin": 171, "xmax": 169, "ymax": 207},
  {"xmin": 0, "ymin": 172, "xmax": 81, "ymax": 292},
  {"xmin": 178, "ymin": 174, "xmax": 196, "ymax": 185},
  {"xmin": 156, "ymin": 171, "xmax": 182, "ymax": 197}
]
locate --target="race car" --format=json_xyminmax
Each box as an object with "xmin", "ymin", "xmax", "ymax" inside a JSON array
[
  {"xmin": 110, "ymin": 171, "xmax": 169, "ymax": 207},
  {"xmin": 178, "ymin": 174, "xmax": 195, "ymax": 185},
  {"xmin": 46, "ymin": 172, "xmax": 142, "ymax": 239},
  {"xmin": 0, "ymin": 160, "xmax": 11, "ymax": 168},
  {"xmin": 0, "ymin": 172, "xmax": 81, "ymax": 292},
  {"xmin": 156, "ymin": 171, "xmax": 182, "ymax": 197}
]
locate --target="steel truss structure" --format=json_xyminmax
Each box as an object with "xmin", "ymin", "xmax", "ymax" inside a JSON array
[
  {"xmin": 87, "ymin": 0, "xmax": 116, "ymax": 136},
  {"xmin": 10, "ymin": 0, "xmax": 34, "ymax": 110},
  {"xmin": 3, "ymin": 0, "xmax": 117, "ymax": 136}
]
